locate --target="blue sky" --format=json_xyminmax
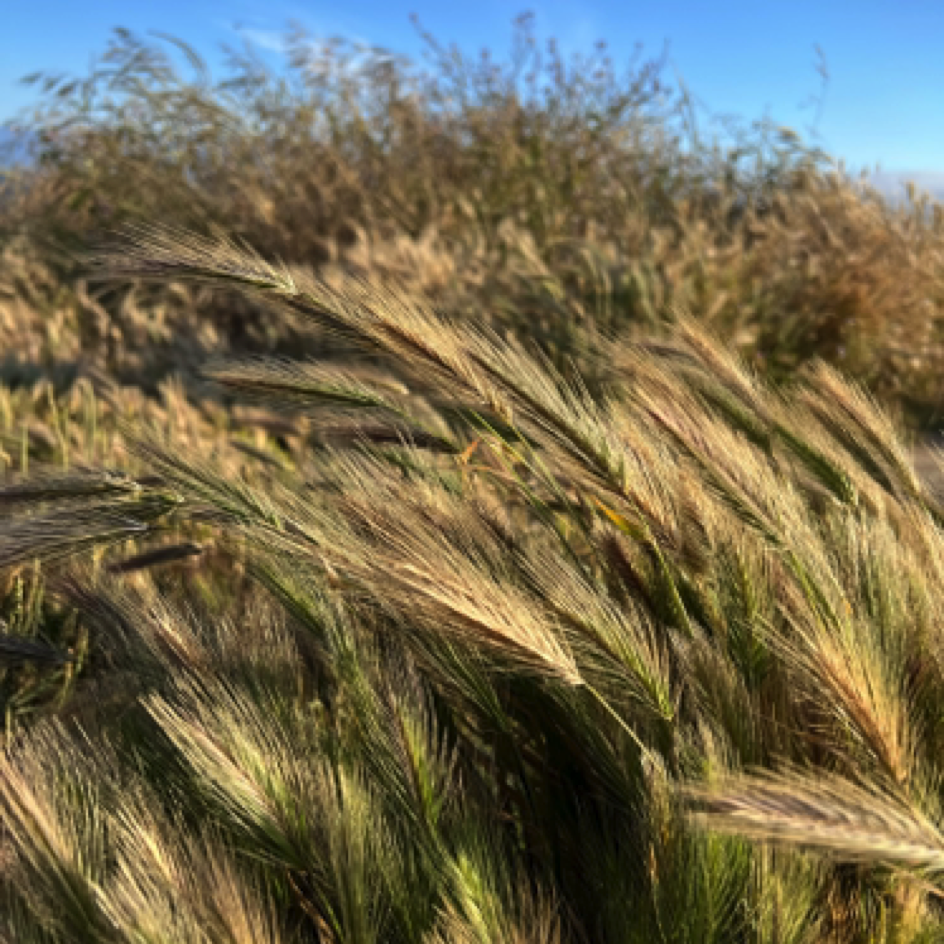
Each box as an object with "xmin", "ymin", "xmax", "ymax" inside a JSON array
[{"xmin": 4, "ymin": 0, "xmax": 944, "ymax": 183}]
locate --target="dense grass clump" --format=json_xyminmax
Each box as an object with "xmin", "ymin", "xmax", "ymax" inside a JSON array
[
  {"xmin": 6, "ymin": 15, "xmax": 944, "ymax": 942},
  {"xmin": 1, "ymin": 228, "xmax": 944, "ymax": 941}
]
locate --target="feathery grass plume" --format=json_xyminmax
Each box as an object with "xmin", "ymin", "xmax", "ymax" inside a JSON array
[
  {"xmin": 145, "ymin": 678, "xmax": 325, "ymax": 852},
  {"xmin": 0, "ymin": 494, "xmax": 180, "ymax": 569},
  {"xmin": 708, "ymin": 536, "xmax": 777, "ymax": 687},
  {"xmin": 106, "ymin": 579, "xmax": 217, "ymax": 676},
  {"xmin": 51, "ymin": 565, "xmax": 182, "ymax": 671},
  {"xmin": 312, "ymin": 421, "xmax": 461, "ymax": 454},
  {"xmin": 576, "ymin": 744, "xmax": 756, "ymax": 944},
  {"xmin": 389, "ymin": 621, "xmax": 514, "ymax": 749},
  {"xmin": 629, "ymin": 376, "xmax": 802, "ymax": 552},
  {"xmin": 100, "ymin": 230, "xmax": 688, "ymax": 571},
  {"xmin": 0, "ymin": 896, "xmax": 56, "ymax": 944},
  {"xmin": 634, "ymin": 313, "xmax": 777, "ymax": 452},
  {"xmin": 126, "ymin": 436, "xmax": 287, "ymax": 531},
  {"xmin": 298, "ymin": 452, "xmax": 583, "ymax": 686},
  {"xmin": 748, "ymin": 849, "xmax": 827, "ymax": 944},
  {"xmin": 100, "ymin": 223, "xmax": 298, "ymax": 293},
  {"xmin": 144, "ymin": 676, "xmax": 396, "ymax": 944},
  {"xmin": 104, "ymin": 786, "xmax": 281, "ymax": 944},
  {"xmin": 206, "ymin": 357, "xmax": 461, "ymax": 454},
  {"xmin": 771, "ymin": 538, "xmax": 917, "ymax": 788},
  {"xmin": 52, "ymin": 566, "xmax": 302, "ymax": 732},
  {"xmin": 520, "ymin": 550, "xmax": 676, "ymax": 724},
  {"xmin": 459, "ymin": 330, "xmax": 633, "ymax": 494},
  {"xmin": 620, "ymin": 349, "xmax": 770, "ymax": 506},
  {"xmin": 672, "ymin": 315, "xmax": 772, "ymax": 415},
  {"xmin": 798, "ymin": 361, "xmax": 924, "ymax": 502},
  {"xmin": 349, "ymin": 654, "xmax": 459, "ymax": 839},
  {"xmin": 0, "ymin": 723, "xmax": 112, "ymax": 942},
  {"xmin": 626, "ymin": 366, "xmax": 864, "ymax": 654},
  {"xmin": 429, "ymin": 846, "xmax": 563, "ymax": 944},
  {"xmin": 425, "ymin": 337, "xmax": 698, "ymax": 638},
  {"xmin": 195, "ymin": 591, "xmax": 306, "ymax": 695},
  {"xmin": 105, "ymin": 228, "xmax": 679, "ymax": 532},
  {"xmin": 677, "ymin": 629, "xmax": 764, "ymax": 766},
  {"xmin": 97, "ymin": 226, "xmax": 514, "ymax": 420},
  {"xmin": 769, "ymin": 416, "xmax": 862, "ymax": 511},
  {"xmin": 0, "ymin": 468, "xmax": 144, "ymax": 508},
  {"xmin": 691, "ymin": 769, "xmax": 944, "ymax": 879},
  {"xmin": 322, "ymin": 648, "xmax": 482, "ymax": 939},
  {"xmin": 204, "ymin": 358, "xmax": 401, "ymax": 412},
  {"xmin": 357, "ymin": 527, "xmax": 582, "ymax": 688},
  {"xmin": 624, "ymin": 330, "xmax": 875, "ymax": 513},
  {"xmin": 246, "ymin": 553, "xmax": 352, "ymax": 669},
  {"xmin": 221, "ymin": 445, "xmax": 573, "ymax": 687},
  {"xmin": 287, "ymin": 275, "xmax": 510, "ymax": 418}
]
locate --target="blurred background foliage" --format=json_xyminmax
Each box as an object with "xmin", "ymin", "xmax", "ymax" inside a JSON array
[{"xmin": 4, "ymin": 15, "xmax": 943, "ymax": 426}]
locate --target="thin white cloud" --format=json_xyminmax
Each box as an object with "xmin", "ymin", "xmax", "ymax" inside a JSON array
[
  {"xmin": 221, "ymin": 12, "xmax": 373, "ymax": 60},
  {"xmin": 235, "ymin": 27, "xmax": 287, "ymax": 53}
]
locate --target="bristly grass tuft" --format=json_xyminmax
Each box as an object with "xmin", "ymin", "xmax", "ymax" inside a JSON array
[{"xmin": 6, "ymin": 23, "xmax": 944, "ymax": 937}]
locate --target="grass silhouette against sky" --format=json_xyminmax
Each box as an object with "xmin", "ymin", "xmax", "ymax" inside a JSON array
[{"xmin": 3, "ymin": 0, "xmax": 944, "ymax": 183}]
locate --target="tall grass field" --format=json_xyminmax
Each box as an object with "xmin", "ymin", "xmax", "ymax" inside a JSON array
[{"xmin": 5, "ymin": 16, "xmax": 944, "ymax": 942}]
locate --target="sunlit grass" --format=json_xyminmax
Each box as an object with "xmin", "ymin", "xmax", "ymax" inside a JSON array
[{"xmin": 4, "ymin": 15, "xmax": 944, "ymax": 941}]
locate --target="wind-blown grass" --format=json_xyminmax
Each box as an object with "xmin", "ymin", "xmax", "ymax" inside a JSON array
[
  {"xmin": 5, "ymin": 15, "xmax": 944, "ymax": 940},
  {"xmin": 3, "ymin": 227, "xmax": 944, "ymax": 939}
]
